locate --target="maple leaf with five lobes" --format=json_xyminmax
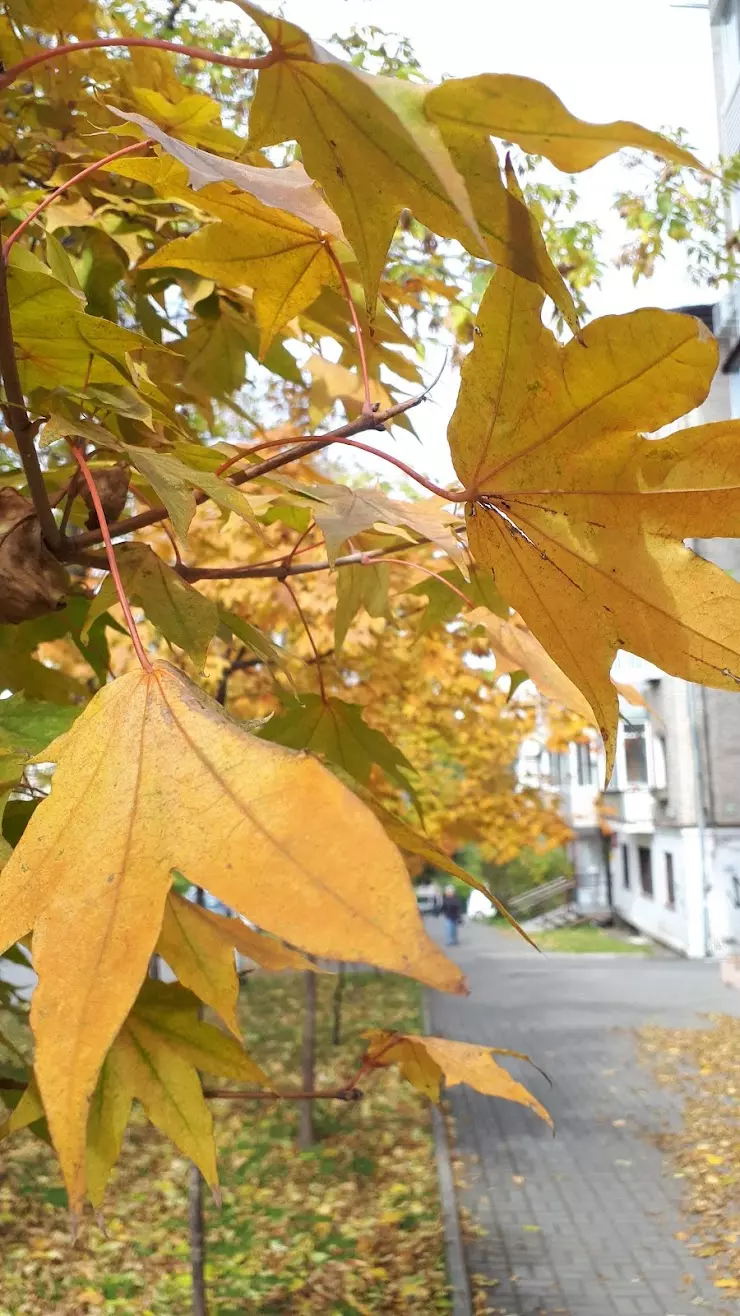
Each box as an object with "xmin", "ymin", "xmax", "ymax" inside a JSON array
[
  {"xmin": 0, "ymin": 662, "xmax": 462, "ymax": 1209},
  {"xmin": 449, "ymin": 268, "xmax": 740, "ymax": 771},
  {"xmin": 363, "ymin": 1030, "xmax": 552, "ymax": 1126}
]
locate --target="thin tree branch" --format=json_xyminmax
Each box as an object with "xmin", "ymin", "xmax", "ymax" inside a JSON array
[
  {"xmin": 177, "ymin": 537, "xmax": 432, "ymax": 582},
  {"xmin": 284, "ymin": 580, "xmax": 326, "ymax": 701},
  {"xmin": 0, "ymin": 256, "xmax": 60, "ymax": 550},
  {"xmin": 0, "ymin": 37, "xmax": 279, "ymax": 92},
  {"xmin": 216, "ymin": 433, "xmax": 460, "ymax": 501},
  {"xmin": 202, "ymin": 1085, "xmax": 364, "ymax": 1102},
  {"xmin": 64, "ymin": 391, "xmax": 434, "ymax": 556}
]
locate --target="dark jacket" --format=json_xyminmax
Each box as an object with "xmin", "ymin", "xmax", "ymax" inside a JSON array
[{"xmin": 441, "ymin": 892, "xmax": 463, "ymax": 923}]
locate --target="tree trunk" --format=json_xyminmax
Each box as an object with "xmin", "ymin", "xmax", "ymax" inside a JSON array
[
  {"xmin": 298, "ymin": 971, "xmax": 317, "ymax": 1149},
  {"xmin": 331, "ymin": 962, "xmax": 346, "ymax": 1046},
  {"xmin": 189, "ymin": 885, "xmax": 208, "ymax": 1316},
  {"xmin": 188, "ymin": 1163, "xmax": 208, "ymax": 1316}
]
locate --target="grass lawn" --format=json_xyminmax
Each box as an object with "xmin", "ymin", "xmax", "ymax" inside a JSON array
[
  {"xmin": 0, "ymin": 973, "xmax": 450, "ymax": 1316},
  {"xmin": 528, "ymin": 923, "xmax": 652, "ymax": 954}
]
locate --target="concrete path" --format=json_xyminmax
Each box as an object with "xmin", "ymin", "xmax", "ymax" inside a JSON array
[{"xmin": 426, "ymin": 921, "xmax": 740, "ymax": 1316}]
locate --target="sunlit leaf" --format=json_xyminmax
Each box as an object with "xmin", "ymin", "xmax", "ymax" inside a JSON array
[
  {"xmin": 0, "ymin": 661, "xmax": 463, "ymax": 1207},
  {"xmin": 364, "ymin": 1029, "xmax": 552, "ymax": 1125},
  {"xmin": 449, "ymin": 268, "xmax": 740, "ymax": 770},
  {"xmin": 425, "ymin": 74, "xmax": 705, "ymax": 174}
]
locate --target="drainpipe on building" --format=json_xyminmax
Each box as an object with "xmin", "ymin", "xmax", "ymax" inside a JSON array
[{"xmin": 687, "ymin": 681, "xmax": 711, "ymax": 957}]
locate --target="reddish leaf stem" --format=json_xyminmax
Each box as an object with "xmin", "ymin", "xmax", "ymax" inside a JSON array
[
  {"xmin": 66, "ymin": 393, "xmax": 436, "ymax": 553},
  {"xmin": 2, "ymin": 140, "xmax": 153, "ymax": 260},
  {"xmin": 0, "ymin": 36, "xmax": 278, "ymax": 92},
  {"xmin": 215, "ymin": 434, "xmax": 460, "ymax": 502},
  {"xmin": 70, "ymin": 446, "xmax": 152, "ymax": 673},
  {"xmin": 284, "ymin": 580, "xmax": 327, "ymax": 701},
  {"xmin": 325, "ymin": 243, "xmax": 374, "ymax": 416}
]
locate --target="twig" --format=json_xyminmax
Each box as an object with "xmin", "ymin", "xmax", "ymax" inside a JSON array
[
  {"xmin": 3, "ymin": 140, "xmax": 153, "ymax": 260},
  {"xmin": 223, "ymin": 433, "xmax": 460, "ymax": 501},
  {"xmin": 70, "ymin": 446, "xmax": 152, "ymax": 673},
  {"xmin": 202, "ymin": 1085, "xmax": 363, "ymax": 1102},
  {"xmin": 284, "ymin": 581, "xmax": 326, "ymax": 701},
  {"xmin": 0, "ymin": 255, "xmax": 60, "ymax": 549},
  {"xmin": 325, "ymin": 243, "xmax": 373, "ymax": 416},
  {"xmin": 65, "ymin": 392, "xmax": 433, "ymax": 555},
  {"xmin": 178, "ymin": 537, "xmax": 432, "ymax": 582},
  {"xmin": 0, "ymin": 36, "xmax": 279, "ymax": 92}
]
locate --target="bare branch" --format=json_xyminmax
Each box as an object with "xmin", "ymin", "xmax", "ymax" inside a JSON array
[{"xmin": 177, "ymin": 538, "xmax": 433, "ymax": 583}]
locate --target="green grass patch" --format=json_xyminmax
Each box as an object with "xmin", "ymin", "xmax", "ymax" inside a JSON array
[{"xmin": 532, "ymin": 923, "xmax": 652, "ymax": 954}]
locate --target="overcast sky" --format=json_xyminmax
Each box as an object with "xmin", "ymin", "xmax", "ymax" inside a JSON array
[{"xmin": 219, "ymin": 0, "xmax": 722, "ymax": 478}]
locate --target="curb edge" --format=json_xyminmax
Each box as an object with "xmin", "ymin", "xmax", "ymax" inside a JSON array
[{"xmin": 423, "ymin": 992, "xmax": 473, "ymax": 1316}]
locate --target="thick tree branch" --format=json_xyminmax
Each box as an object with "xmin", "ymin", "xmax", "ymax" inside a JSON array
[
  {"xmin": 0, "ymin": 258, "xmax": 60, "ymax": 550},
  {"xmin": 64, "ymin": 393, "xmax": 429, "ymax": 556}
]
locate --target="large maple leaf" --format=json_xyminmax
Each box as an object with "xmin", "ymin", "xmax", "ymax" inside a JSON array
[
  {"xmin": 0, "ymin": 662, "xmax": 462, "ymax": 1207},
  {"xmin": 449, "ymin": 269, "xmax": 740, "ymax": 767}
]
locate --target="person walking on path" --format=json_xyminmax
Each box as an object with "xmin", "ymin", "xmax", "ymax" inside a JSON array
[{"xmin": 441, "ymin": 884, "xmax": 464, "ymax": 946}]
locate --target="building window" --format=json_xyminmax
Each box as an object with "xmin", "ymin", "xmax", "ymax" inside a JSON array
[
  {"xmin": 638, "ymin": 846, "xmax": 653, "ymax": 898},
  {"xmin": 549, "ymin": 751, "xmax": 567, "ymax": 786},
  {"xmin": 665, "ymin": 853, "xmax": 676, "ymax": 910},
  {"xmin": 624, "ymin": 725, "xmax": 649, "ymax": 785},
  {"xmin": 575, "ymin": 740, "xmax": 595, "ymax": 786},
  {"xmin": 621, "ymin": 845, "xmax": 630, "ymax": 889}
]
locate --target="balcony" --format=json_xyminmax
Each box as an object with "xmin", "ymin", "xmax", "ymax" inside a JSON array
[{"xmin": 603, "ymin": 784, "xmax": 657, "ymax": 827}]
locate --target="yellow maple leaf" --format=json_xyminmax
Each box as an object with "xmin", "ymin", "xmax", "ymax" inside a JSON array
[
  {"xmin": 238, "ymin": 2, "xmax": 575, "ymax": 327},
  {"xmin": 0, "ymin": 661, "xmax": 462, "ymax": 1208},
  {"xmin": 86, "ymin": 979, "xmax": 270, "ymax": 1207},
  {"xmin": 363, "ymin": 1029, "xmax": 552, "ymax": 1126},
  {"xmin": 449, "ymin": 268, "xmax": 740, "ymax": 769},
  {"xmin": 142, "ymin": 193, "xmax": 338, "ymax": 358},
  {"xmin": 425, "ymin": 72, "xmax": 704, "ymax": 175}
]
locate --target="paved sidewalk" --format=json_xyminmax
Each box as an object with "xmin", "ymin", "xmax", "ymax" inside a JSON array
[{"xmin": 426, "ymin": 921, "xmax": 740, "ymax": 1316}]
